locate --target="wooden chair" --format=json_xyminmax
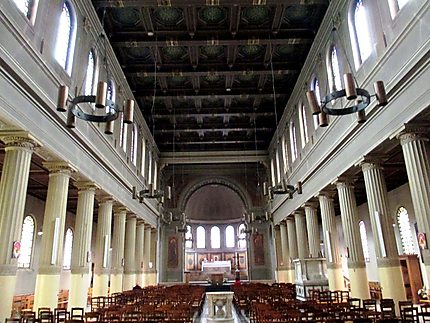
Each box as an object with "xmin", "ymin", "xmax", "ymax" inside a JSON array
[
  {"xmin": 399, "ymin": 301, "xmax": 418, "ymax": 323},
  {"xmin": 380, "ymin": 299, "xmax": 396, "ymax": 319},
  {"xmin": 69, "ymin": 308, "xmax": 84, "ymax": 321},
  {"xmin": 54, "ymin": 308, "xmax": 69, "ymax": 323}
]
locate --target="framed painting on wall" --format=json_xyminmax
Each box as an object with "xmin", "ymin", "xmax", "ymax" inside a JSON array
[
  {"xmin": 185, "ymin": 253, "xmax": 195, "ymax": 271},
  {"xmin": 253, "ymin": 233, "xmax": 265, "ymax": 265},
  {"xmin": 238, "ymin": 252, "xmax": 247, "ymax": 269},
  {"xmin": 224, "ymin": 252, "xmax": 235, "ymax": 267},
  {"xmin": 167, "ymin": 236, "xmax": 179, "ymax": 268},
  {"xmin": 210, "ymin": 253, "xmax": 222, "ymax": 262},
  {"xmin": 197, "ymin": 253, "xmax": 208, "ymax": 270}
]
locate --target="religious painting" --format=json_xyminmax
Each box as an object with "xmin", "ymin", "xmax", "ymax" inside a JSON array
[
  {"xmin": 238, "ymin": 252, "xmax": 247, "ymax": 269},
  {"xmin": 167, "ymin": 236, "xmax": 178, "ymax": 268},
  {"xmin": 253, "ymin": 233, "xmax": 265, "ymax": 265},
  {"xmin": 197, "ymin": 253, "xmax": 208, "ymax": 270},
  {"xmin": 224, "ymin": 252, "xmax": 235, "ymax": 268},
  {"xmin": 185, "ymin": 253, "xmax": 195, "ymax": 271},
  {"xmin": 210, "ymin": 253, "xmax": 222, "ymax": 262}
]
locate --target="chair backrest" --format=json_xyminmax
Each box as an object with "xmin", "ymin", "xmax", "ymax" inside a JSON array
[{"xmin": 70, "ymin": 307, "xmax": 84, "ymax": 320}]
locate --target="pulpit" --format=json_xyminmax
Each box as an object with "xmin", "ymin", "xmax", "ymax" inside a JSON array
[
  {"xmin": 206, "ymin": 291, "xmax": 234, "ymax": 323},
  {"xmin": 202, "ymin": 261, "xmax": 231, "ymax": 284},
  {"xmin": 293, "ymin": 258, "xmax": 329, "ymax": 300}
]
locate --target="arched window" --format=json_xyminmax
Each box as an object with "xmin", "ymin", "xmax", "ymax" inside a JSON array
[
  {"xmin": 211, "ymin": 226, "xmax": 221, "ymax": 249},
  {"xmin": 397, "ymin": 206, "xmax": 416, "ymax": 255},
  {"xmin": 238, "ymin": 224, "xmax": 247, "ymax": 248},
  {"xmin": 54, "ymin": 1, "xmax": 76, "ymax": 75},
  {"xmin": 329, "ymin": 46, "xmax": 342, "ymax": 92},
  {"xmin": 131, "ymin": 124, "xmax": 138, "ymax": 166},
  {"xmin": 185, "ymin": 225, "xmax": 193, "ymax": 249},
  {"xmin": 107, "ymin": 79, "xmax": 116, "ymax": 116},
  {"xmin": 281, "ymin": 135, "xmax": 289, "ymax": 173},
  {"xmin": 18, "ymin": 215, "xmax": 35, "ymax": 268},
  {"xmin": 270, "ymin": 158, "xmax": 276, "ymax": 187},
  {"xmin": 311, "ymin": 78, "xmax": 321, "ymax": 129},
  {"xmin": 84, "ymin": 50, "xmax": 97, "ymax": 96},
  {"xmin": 13, "ymin": 0, "xmax": 38, "ymax": 22},
  {"xmin": 196, "ymin": 226, "xmax": 205, "ymax": 249},
  {"xmin": 359, "ymin": 221, "xmax": 370, "ymax": 262},
  {"xmin": 349, "ymin": 0, "xmax": 372, "ymax": 69},
  {"xmin": 275, "ymin": 149, "xmax": 281, "ymax": 184},
  {"xmin": 299, "ymin": 103, "xmax": 309, "ymax": 147},
  {"xmin": 148, "ymin": 150, "xmax": 153, "ymax": 184},
  {"xmin": 225, "ymin": 225, "xmax": 235, "ymax": 248},
  {"xmin": 388, "ymin": 0, "xmax": 409, "ymax": 18},
  {"xmin": 289, "ymin": 121, "xmax": 298, "ymax": 161},
  {"xmin": 63, "ymin": 228, "xmax": 73, "ymax": 269},
  {"xmin": 153, "ymin": 161, "xmax": 158, "ymax": 190},
  {"xmin": 140, "ymin": 139, "xmax": 146, "ymax": 177}
]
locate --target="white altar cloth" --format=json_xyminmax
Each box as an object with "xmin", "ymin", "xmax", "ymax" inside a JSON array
[{"xmin": 201, "ymin": 261, "xmax": 231, "ymax": 274}]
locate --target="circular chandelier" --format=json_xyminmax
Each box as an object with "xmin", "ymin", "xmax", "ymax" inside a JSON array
[{"xmin": 56, "ymin": 81, "xmax": 134, "ymax": 134}]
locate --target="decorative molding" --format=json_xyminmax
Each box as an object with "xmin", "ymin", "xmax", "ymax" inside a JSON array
[{"xmin": 42, "ymin": 161, "xmax": 77, "ymax": 175}]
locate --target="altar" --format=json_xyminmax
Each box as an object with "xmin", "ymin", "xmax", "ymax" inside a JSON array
[{"xmin": 202, "ymin": 261, "xmax": 231, "ymax": 284}]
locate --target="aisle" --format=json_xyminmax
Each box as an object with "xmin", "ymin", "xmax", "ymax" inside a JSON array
[{"xmin": 194, "ymin": 296, "xmax": 249, "ymax": 323}]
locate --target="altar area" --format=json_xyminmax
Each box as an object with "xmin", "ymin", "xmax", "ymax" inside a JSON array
[{"xmin": 202, "ymin": 261, "xmax": 231, "ymax": 284}]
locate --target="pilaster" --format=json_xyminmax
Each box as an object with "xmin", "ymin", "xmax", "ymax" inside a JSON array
[
  {"xmin": 135, "ymin": 220, "xmax": 145, "ymax": 287},
  {"xmin": 123, "ymin": 215, "xmax": 137, "ymax": 291}
]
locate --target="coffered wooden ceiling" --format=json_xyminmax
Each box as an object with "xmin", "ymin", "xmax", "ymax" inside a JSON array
[{"xmin": 92, "ymin": 0, "xmax": 329, "ymax": 153}]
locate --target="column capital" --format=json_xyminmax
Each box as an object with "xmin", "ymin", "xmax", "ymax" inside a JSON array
[
  {"xmin": 43, "ymin": 161, "xmax": 77, "ymax": 174},
  {"xmin": 317, "ymin": 190, "xmax": 336, "ymax": 200},
  {"xmin": 137, "ymin": 219, "xmax": 146, "ymax": 226},
  {"xmin": 293, "ymin": 209, "xmax": 304, "ymax": 216},
  {"xmin": 95, "ymin": 194, "xmax": 114, "ymax": 204},
  {"xmin": 335, "ymin": 177, "xmax": 355, "ymax": 189},
  {"xmin": 126, "ymin": 213, "xmax": 137, "ymax": 220},
  {"xmin": 74, "ymin": 181, "xmax": 98, "ymax": 191},
  {"xmin": 0, "ymin": 131, "xmax": 41, "ymax": 150},
  {"xmin": 361, "ymin": 160, "xmax": 384, "ymax": 172},
  {"xmin": 113, "ymin": 205, "xmax": 128, "ymax": 214},
  {"xmin": 279, "ymin": 221, "xmax": 286, "ymax": 227},
  {"xmin": 398, "ymin": 129, "xmax": 429, "ymax": 146},
  {"xmin": 303, "ymin": 201, "xmax": 319, "ymax": 209}
]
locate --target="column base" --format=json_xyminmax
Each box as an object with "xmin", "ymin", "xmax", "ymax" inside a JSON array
[
  {"xmin": 348, "ymin": 267, "xmax": 370, "ymax": 299},
  {"xmin": 378, "ymin": 265, "xmax": 406, "ymax": 315},
  {"xmin": 110, "ymin": 274, "xmax": 123, "ymax": 294},
  {"xmin": 122, "ymin": 273, "xmax": 136, "ymax": 291},
  {"xmin": 33, "ymin": 274, "xmax": 60, "ymax": 311},
  {"xmin": 327, "ymin": 266, "xmax": 345, "ymax": 291},
  {"xmin": 135, "ymin": 272, "xmax": 143, "ymax": 287},
  {"xmin": 68, "ymin": 273, "xmax": 90, "ymax": 310},
  {"xmin": 277, "ymin": 269, "xmax": 289, "ymax": 283},
  {"xmin": 144, "ymin": 272, "xmax": 157, "ymax": 286},
  {"xmin": 92, "ymin": 274, "xmax": 109, "ymax": 297},
  {"xmin": 0, "ymin": 275, "xmax": 16, "ymax": 322}
]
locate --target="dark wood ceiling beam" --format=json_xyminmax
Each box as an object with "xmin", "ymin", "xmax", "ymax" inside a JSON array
[
  {"xmin": 184, "ymin": 6, "xmax": 197, "ymax": 37},
  {"xmin": 257, "ymin": 74, "xmax": 269, "ymax": 90},
  {"xmin": 151, "ymin": 112, "xmax": 275, "ymax": 119},
  {"xmin": 113, "ymin": 37, "xmax": 312, "ymax": 47},
  {"xmin": 126, "ymin": 62, "xmax": 300, "ymax": 73},
  {"xmin": 127, "ymin": 67, "xmax": 298, "ymax": 77},
  {"xmin": 137, "ymin": 88, "xmax": 287, "ymax": 98},
  {"xmin": 155, "ymin": 127, "xmax": 272, "ymax": 133},
  {"xmin": 157, "ymin": 140, "xmax": 267, "ymax": 146},
  {"xmin": 188, "ymin": 46, "xmax": 199, "ymax": 69},
  {"xmin": 271, "ymin": 4, "xmax": 286, "ymax": 34},
  {"xmin": 141, "ymin": 8, "xmax": 155, "ymax": 35},
  {"xmin": 94, "ymin": 0, "xmax": 327, "ymax": 8},
  {"xmin": 229, "ymin": 5, "xmax": 241, "ymax": 36},
  {"xmin": 158, "ymin": 75, "xmax": 168, "ymax": 91},
  {"xmin": 225, "ymin": 75, "xmax": 234, "ymax": 90},
  {"xmin": 191, "ymin": 76, "xmax": 200, "ymax": 93}
]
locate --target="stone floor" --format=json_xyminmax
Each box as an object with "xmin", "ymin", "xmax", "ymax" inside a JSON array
[{"xmin": 194, "ymin": 296, "xmax": 249, "ymax": 323}]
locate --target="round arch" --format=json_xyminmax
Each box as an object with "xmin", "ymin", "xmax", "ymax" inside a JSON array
[{"xmin": 177, "ymin": 176, "xmax": 253, "ymax": 213}]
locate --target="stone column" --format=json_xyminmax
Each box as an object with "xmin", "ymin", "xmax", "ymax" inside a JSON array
[
  {"xmin": 305, "ymin": 203, "xmax": 320, "ymax": 258},
  {"xmin": 318, "ymin": 192, "xmax": 344, "ymax": 290},
  {"xmin": 123, "ymin": 215, "xmax": 137, "ymax": 291},
  {"xmin": 92, "ymin": 196, "xmax": 113, "ymax": 297},
  {"xmin": 110, "ymin": 206, "xmax": 127, "ymax": 293},
  {"xmin": 68, "ymin": 181, "xmax": 97, "ymax": 310},
  {"xmin": 34, "ymin": 162, "xmax": 75, "ymax": 311},
  {"xmin": 286, "ymin": 217, "xmax": 298, "ymax": 281},
  {"xmin": 294, "ymin": 210, "xmax": 309, "ymax": 259},
  {"xmin": 143, "ymin": 226, "xmax": 152, "ymax": 286},
  {"xmin": 273, "ymin": 225, "xmax": 282, "ymax": 282},
  {"xmin": 279, "ymin": 222, "xmax": 293, "ymax": 283},
  {"xmin": 336, "ymin": 179, "xmax": 370, "ymax": 299},
  {"xmin": 362, "ymin": 160, "xmax": 406, "ymax": 308},
  {"xmin": 0, "ymin": 133, "xmax": 38, "ymax": 322},
  {"xmin": 399, "ymin": 130, "xmax": 430, "ymax": 286},
  {"xmin": 135, "ymin": 221, "xmax": 145, "ymax": 287}
]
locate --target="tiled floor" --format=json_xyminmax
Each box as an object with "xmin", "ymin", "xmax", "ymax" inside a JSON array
[{"xmin": 194, "ymin": 296, "xmax": 248, "ymax": 323}]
